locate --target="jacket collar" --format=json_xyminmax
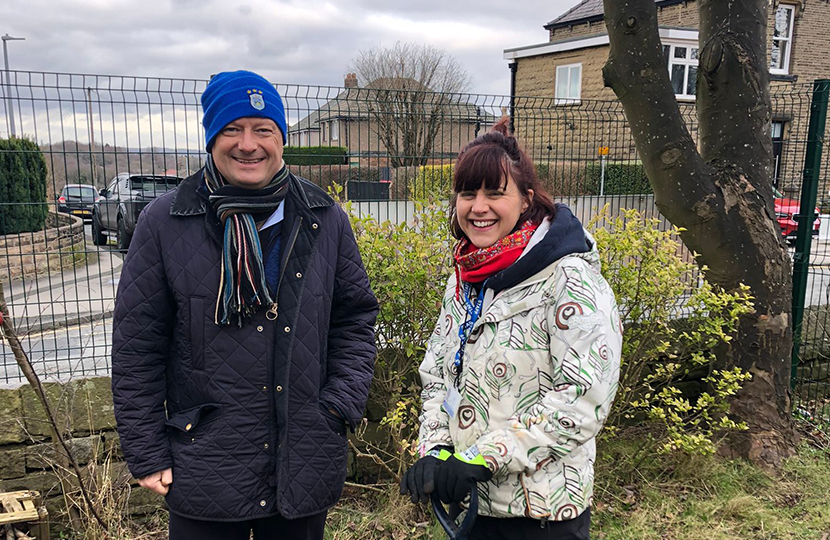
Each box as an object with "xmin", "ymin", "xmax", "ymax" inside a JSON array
[{"xmin": 170, "ymin": 167, "xmax": 334, "ymax": 217}]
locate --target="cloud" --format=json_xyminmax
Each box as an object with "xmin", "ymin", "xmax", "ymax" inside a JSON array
[{"xmin": 0, "ymin": 0, "xmax": 582, "ymax": 96}]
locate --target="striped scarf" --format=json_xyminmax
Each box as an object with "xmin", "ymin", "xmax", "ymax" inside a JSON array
[{"xmin": 204, "ymin": 156, "xmax": 290, "ymax": 326}]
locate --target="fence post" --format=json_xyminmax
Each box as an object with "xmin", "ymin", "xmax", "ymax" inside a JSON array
[{"xmin": 791, "ymin": 79, "xmax": 830, "ymax": 389}]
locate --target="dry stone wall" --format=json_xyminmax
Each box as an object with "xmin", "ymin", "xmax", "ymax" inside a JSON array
[
  {"xmin": 0, "ymin": 377, "xmax": 163, "ymax": 535},
  {"xmin": 0, "ymin": 212, "xmax": 90, "ymax": 282}
]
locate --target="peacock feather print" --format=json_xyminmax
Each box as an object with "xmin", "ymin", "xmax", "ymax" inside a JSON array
[
  {"xmin": 515, "ymin": 369, "xmax": 554, "ymax": 413},
  {"xmin": 561, "ymin": 266, "xmax": 597, "ymax": 312},
  {"xmin": 498, "ymin": 319, "xmax": 533, "ymax": 350},
  {"xmin": 484, "ymin": 354, "xmax": 517, "ymax": 400},
  {"xmin": 464, "ymin": 367, "xmax": 490, "ymax": 426}
]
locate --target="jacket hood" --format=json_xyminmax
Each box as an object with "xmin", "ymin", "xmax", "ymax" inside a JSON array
[{"xmin": 486, "ymin": 203, "xmax": 590, "ymax": 294}]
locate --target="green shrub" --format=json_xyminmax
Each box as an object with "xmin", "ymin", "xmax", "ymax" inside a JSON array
[
  {"xmin": 332, "ymin": 185, "xmax": 452, "ymax": 476},
  {"xmin": 0, "ymin": 137, "xmax": 49, "ymax": 235},
  {"xmin": 535, "ymin": 161, "xmax": 592, "ymax": 197},
  {"xmin": 585, "ymin": 161, "xmax": 653, "ymax": 195},
  {"xmin": 282, "ymin": 146, "xmax": 348, "ymax": 166},
  {"xmin": 589, "ymin": 208, "xmax": 753, "ymax": 458},
  {"xmin": 405, "ymin": 164, "xmax": 453, "ymax": 201}
]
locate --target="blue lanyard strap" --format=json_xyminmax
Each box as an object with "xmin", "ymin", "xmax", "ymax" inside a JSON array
[{"xmin": 453, "ymin": 280, "xmax": 487, "ymax": 388}]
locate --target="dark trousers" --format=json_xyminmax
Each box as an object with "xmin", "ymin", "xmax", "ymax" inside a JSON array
[
  {"xmin": 168, "ymin": 510, "xmax": 327, "ymax": 540},
  {"xmin": 465, "ymin": 508, "xmax": 590, "ymax": 540}
]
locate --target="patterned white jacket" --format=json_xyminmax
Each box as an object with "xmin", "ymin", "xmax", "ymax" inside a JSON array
[{"xmin": 418, "ymin": 228, "xmax": 622, "ymax": 522}]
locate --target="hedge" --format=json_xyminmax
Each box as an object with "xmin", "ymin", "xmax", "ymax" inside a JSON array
[
  {"xmin": 282, "ymin": 146, "xmax": 348, "ymax": 166},
  {"xmin": 580, "ymin": 161, "xmax": 652, "ymax": 195},
  {"xmin": 0, "ymin": 137, "xmax": 49, "ymax": 235}
]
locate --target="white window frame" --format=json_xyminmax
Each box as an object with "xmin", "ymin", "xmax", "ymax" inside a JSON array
[
  {"xmin": 554, "ymin": 63, "xmax": 582, "ymax": 105},
  {"xmin": 770, "ymin": 4, "xmax": 795, "ymax": 75},
  {"xmin": 330, "ymin": 119, "xmax": 339, "ymax": 141},
  {"xmin": 662, "ymin": 40, "xmax": 699, "ymax": 101}
]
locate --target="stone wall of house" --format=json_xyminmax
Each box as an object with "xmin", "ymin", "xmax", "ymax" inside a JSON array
[
  {"xmin": 770, "ymin": 0, "xmax": 830, "ymax": 197},
  {"xmin": 548, "ymin": 2, "xmax": 700, "ymax": 42},
  {"xmin": 0, "ymin": 212, "xmax": 90, "ymax": 282},
  {"xmin": 518, "ymin": 0, "xmax": 830, "ymax": 197}
]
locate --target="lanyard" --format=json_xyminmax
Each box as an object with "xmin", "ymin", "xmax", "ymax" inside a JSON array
[{"xmin": 453, "ymin": 280, "xmax": 487, "ymax": 388}]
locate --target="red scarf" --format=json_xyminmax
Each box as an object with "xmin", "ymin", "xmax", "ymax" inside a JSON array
[{"xmin": 453, "ymin": 220, "xmax": 539, "ymax": 295}]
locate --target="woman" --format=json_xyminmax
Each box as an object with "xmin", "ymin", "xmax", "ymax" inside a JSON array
[{"xmin": 401, "ymin": 118, "xmax": 622, "ymax": 539}]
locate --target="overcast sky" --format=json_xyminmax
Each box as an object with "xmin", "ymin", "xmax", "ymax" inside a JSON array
[{"xmin": 0, "ymin": 0, "xmax": 583, "ymax": 96}]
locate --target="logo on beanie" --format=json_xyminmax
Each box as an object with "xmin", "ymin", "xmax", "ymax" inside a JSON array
[{"xmin": 247, "ymin": 89, "xmax": 265, "ymax": 110}]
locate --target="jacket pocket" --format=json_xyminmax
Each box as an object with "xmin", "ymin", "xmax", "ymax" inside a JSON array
[
  {"xmin": 189, "ymin": 297, "xmax": 205, "ymax": 370},
  {"xmin": 165, "ymin": 403, "xmax": 222, "ymax": 442},
  {"xmin": 319, "ymin": 404, "xmax": 346, "ymax": 436}
]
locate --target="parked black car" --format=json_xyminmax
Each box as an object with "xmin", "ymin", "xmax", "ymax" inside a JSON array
[
  {"xmin": 57, "ymin": 184, "xmax": 98, "ymax": 221},
  {"xmin": 92, "ymin": 173, "xmax": 182, "ymax": 251}
]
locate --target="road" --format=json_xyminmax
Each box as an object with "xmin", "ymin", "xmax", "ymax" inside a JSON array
[
  {"xmin": 0, "ymin": 318, "xmax": 112, "ymax": 387},
  {"xmin": 1, "ymin": 224, "xmax": 122, "ymax": 387}
]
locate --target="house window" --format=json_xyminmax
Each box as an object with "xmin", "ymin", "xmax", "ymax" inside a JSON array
[
  {"xmin": 322, "ymin": 123, "xmax": 328, "ymax": 142},
  {"xmin": 331, "ymin": 120, "xmax": 339, "ymax": 141},
  {"xmin": 662, "ymin": 43, "xmax": 698, "ymax": 99},
  {"xmin": 555, "ymin": 64, "xmax": 582, "ymax": 105},
  {"xmin": 771, "ymin": 5, "xmax": 795, "ymax": 74},
  {"xmin": 772, "ymin": 121, "xmax": 785, "ymax": 187}
]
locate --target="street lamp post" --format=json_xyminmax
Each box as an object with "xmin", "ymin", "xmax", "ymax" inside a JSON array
[{"xmin": 2, "ymin": 34, "xmax": 26, "ymax": 138}]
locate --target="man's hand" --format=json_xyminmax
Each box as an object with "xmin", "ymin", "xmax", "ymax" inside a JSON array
[{"xmin": 138, "ymin": 468, "xmax": 173, "ymax": 496}]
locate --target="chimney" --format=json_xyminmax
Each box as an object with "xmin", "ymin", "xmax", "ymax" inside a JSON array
[{"xmin": 344, "ymin": 73, "xmax": 358, "ymax": 88}]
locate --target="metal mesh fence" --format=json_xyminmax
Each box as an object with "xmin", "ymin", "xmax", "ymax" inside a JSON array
[{"xmin": 0, "ymin": 69, "xmax": 828, "ymax": 426}]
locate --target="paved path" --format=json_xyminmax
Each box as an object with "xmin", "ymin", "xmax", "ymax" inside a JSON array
[
  {"xmin": 4, "ymin": 242, "xmax": 123, "ymax": 335},
  {"xmin": 1, "ymin": 235, "xmax": 122, "ymax": 387}
]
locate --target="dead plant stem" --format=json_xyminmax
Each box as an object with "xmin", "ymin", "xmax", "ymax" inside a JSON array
[{"xmin": 0, "ymin": 282, "xmax": 109, "ymax": 535}]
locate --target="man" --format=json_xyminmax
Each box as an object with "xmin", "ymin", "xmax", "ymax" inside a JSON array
[{"xmin": 111, "ymin": 70, "xmax": 378, "ymax": 540}]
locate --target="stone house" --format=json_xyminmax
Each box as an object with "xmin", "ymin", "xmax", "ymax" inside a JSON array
[
  {"xmin": 287, "ymin": 74, "xmax": 497, "ymax": 166},
  {"xmin": 503, "ymin": 0, "xmax": 830, "ymax": 195}
]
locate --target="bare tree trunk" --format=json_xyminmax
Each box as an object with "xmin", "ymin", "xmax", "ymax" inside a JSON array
[{"xmin": 602, "ymin": 0, "xmax": 796, "ymax": 468}]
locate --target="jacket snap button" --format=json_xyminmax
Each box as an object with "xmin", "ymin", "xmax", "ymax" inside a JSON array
[
  {"xmin": 284, "ymin": 326, "xmax": 290, "ymax": 333},
  {"xmin": 295, "ymin": 272, "xmax": 302, "ymax": 278},
  {"xmin": 190, "ymin": 437, "xmax": 195, "ymax": 443},
  {"xmin": 312, "ymin": 223, "xmax": 318, "ymax": 229},
  {"xmin": 276, "ymin": 385, "xmax": 283, "ymax": 392},
  {"xmin": 262, "ymin": 386, "xmax": 268, "ymax": 391},
  {"xmin": 185, "ymin": 423, "xmax": 192, "ymax": 431},
  {"xmin": 260, "ymin": 500, "xmax": 266, "ymax": 507},
  {"xmin": 256, "ymin": 325, "xmax": 264, "ymax": 332},
  {"xmin": 264, "ymin": 443, "xmax": 269, "ymax": 449}
]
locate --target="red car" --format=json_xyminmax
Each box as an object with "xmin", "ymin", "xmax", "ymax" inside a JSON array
[{"xmin": 774, "ymin": 188, "xmax": 820, "ymax": 241}]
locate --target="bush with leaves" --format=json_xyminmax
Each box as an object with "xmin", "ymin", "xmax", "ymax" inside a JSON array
[
  {"xmin": 589, "ymin": 208, "xmax": 754, "ymax": 459},
  {"xmin": 585, "ymin": 161, "xmax": 653, "ymax": 195},
  {"xmin": 405, "ymin": 164, "xmax": 453, "ymax": 201},
  {"xmin": 333, "ymin": 185, "xmax": 453, "ymax": 476}
]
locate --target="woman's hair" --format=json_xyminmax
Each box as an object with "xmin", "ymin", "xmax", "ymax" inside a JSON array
[{"xmin": 449, "ymin": 117, "xmax": 557, "ymax": 240}]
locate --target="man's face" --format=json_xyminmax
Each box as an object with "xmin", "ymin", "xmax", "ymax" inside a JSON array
[{"xmin": 211, "ymin": 117, "xmax": 284, "ymax": 189}]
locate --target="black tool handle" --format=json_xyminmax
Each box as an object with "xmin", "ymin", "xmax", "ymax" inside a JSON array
[{"xmin": 431, "ymin": 487, "xmax": 478, "ymax": 540}]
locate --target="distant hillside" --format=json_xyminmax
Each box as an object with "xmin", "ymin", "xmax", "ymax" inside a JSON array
[{"xmin": 40, "ymin": 141, "xmax": 204, "ymax": 197}]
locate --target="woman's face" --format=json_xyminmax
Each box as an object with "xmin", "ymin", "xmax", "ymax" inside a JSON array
[{"xmin": 455, "ymin": 174, "xmax": 532, "ymax": 248}]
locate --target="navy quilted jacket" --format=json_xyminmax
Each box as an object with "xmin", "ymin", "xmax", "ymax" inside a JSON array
[{"xmin": 111, "ymin": 170, "xmax": 378, "ymax": 520}]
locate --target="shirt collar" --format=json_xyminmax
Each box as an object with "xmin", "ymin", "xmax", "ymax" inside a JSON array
[{"xmin": 259, "ymin": 200, "xmax": 284, "ymax": 231}]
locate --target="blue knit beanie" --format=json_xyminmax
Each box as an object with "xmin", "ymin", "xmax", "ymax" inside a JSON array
[{"xmin": 201, "ymin": 70, "xmax": 287, "ymax": 151}]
